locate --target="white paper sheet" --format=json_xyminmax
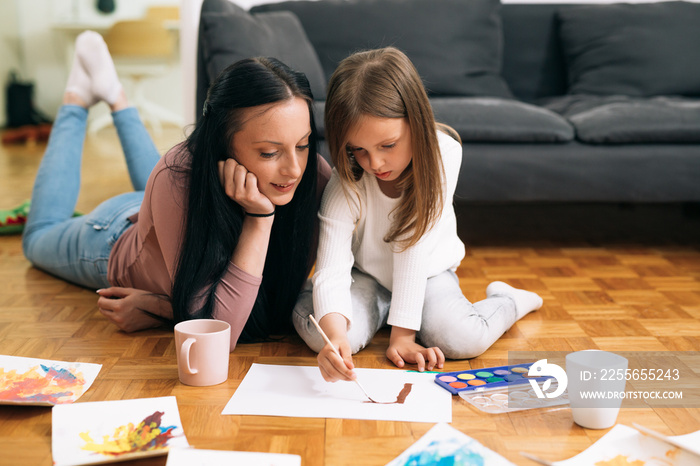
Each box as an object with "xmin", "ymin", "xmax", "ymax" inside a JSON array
[
  {"xmin": 222, "ymin": 364, "xmax": 451, "ymax": 423},
  {"xmin": 552, "ymin": 424, "xmax": 700, "ymax": 466},
  {"xmin": 387, "ymin": 423, "xmax": 515, "ymax": 466},
  {"xmin": 0, "ymin": 355, "xmax": 101, "ymax": 406},
  {"xmin": 52, "ymin": 396, "xmax": 190, "ymax": 466},
  {"xmin": 670, "ymin": 430, "xmax": 700, "ymax": 457},
  {"xmin": 166, "ymin": 448, "xmax": 301, "ymax": 466}
]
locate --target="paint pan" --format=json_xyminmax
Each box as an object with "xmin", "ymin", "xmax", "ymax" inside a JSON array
[{"xmin": 434, "ymin": 363, "xmax": 550, "ymax": 395}]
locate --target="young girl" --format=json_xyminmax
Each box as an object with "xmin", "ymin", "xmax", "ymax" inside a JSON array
[
  {"xmin": 293, "ymin": 47, "xmax": 543, "ymax": 382},
  {"xmin": 22, "ymin": 31, "xmax": 330, "ymax": 350}
]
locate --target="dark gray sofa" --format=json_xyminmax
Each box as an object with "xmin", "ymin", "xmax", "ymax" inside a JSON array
[{"xmin": 196, "ymin": 0, "xmax": 700, "ymax": 203}]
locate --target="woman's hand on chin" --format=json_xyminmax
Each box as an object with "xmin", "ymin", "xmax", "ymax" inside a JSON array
[{"xmin": 218, "ymin": 158, "xmax": 275, "ymax": 216}]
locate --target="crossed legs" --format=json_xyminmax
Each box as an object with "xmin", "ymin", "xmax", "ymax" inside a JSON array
[
  {"xmin": 23, "ymin": 31, "xmax": 161, "ymax": 288},
  {"xmin": 294, "ymin": 269, "xmax": 543, "ymax": 360}
]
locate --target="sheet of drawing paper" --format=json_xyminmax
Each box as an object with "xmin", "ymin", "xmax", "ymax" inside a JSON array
[
  {"xmin": 0, "ymin": 355, "xmax": 101, "ymax": 405},
  {"xmin": 670, "ymin": 430, "xmax": 700, "ymax": 456},
  {"xmin": 52, "ymin": 396, "xmax": 190, "ymax": 466},
  {"xmin": 386, "ymin": 423, "xmax": 515, "ymax": 466},
  {"xmin": 553, "ymin": 424, "xmax": 699, "ymax": 466},
  {"xmin": 222, "ymin": 364, "xmax": 451, "ymax": 423},
  {"xmin": 166, "ymin": 447, "xmax": 301, "ymax": 466}
]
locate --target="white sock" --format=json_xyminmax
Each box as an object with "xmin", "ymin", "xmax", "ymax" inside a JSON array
[
  {"xmin": 486, "ymin": 281, "xmax": 543, "ymax": 320},
  {"xmin": 65, "ymin": 48, "xmax": 96, "ymax": 107},
  {"xmin": 75, "ymin": 31, "xmax": 122, "ymax": 105}
]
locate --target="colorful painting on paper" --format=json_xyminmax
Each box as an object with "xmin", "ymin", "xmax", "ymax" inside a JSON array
[
  {"xmin": 386, "ymin": 423, "xmax": 515, "ymax": 466},
  {"xmin": 0, "ymin": 355, "xmax": 101, "ymax": 406},
  {"xmin": 551, "ymin": 424, "xmax": 700, "ymax": 466},
  {"xmin": 52, "ymin": 396, "xmax": 190, "ymax": 466}
]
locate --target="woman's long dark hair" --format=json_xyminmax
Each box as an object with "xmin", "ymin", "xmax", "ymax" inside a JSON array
[{"xmin": 170, "ymin": 57, "xmax": 319, "ymax": 342}]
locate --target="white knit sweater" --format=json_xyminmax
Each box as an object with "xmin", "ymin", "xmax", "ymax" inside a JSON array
[{"xmin": 312, "ymin": 131, "xmax": 466, "ymax": 331}]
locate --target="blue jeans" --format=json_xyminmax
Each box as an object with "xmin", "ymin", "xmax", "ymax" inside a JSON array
[
  {"xmin": 293, "ymin": 268, "xmax": 518, "ymax": 360},
  {"xmin": 22, "ymin": 105, "xmax": 161, "ymax": 289}
]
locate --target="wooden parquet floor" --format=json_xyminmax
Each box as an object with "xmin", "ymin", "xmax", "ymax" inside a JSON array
[{"xmin": 1, "ymin": 126, "xmax": 700, "ymax": 465}]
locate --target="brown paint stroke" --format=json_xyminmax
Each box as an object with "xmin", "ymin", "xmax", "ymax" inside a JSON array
[{"xmin": 363, "ymin": 383, "xmax": 413, "ymax": 404}]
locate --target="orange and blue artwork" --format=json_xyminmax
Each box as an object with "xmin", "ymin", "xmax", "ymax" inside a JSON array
[
  {"xmin": 52, "ymin": 396, "xmax": 190, "ymax": 466},
  {"xmin": 387, "ymin": 424, "xmax": 515, "ymax": 466},
  {"xmin": 80, "ymin": 410, "xmax": 176, "ymax": 456},
  {"xmin": 0, "ymin": 355, "xmax": 101, "ymax": 406},
  {"xmin": 547, "ymin": 424, "xmax": 700, "ymax": 466}
]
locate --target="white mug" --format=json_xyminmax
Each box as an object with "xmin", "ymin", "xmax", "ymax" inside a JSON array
[
  {"xmin": 566, "ymin": 350, "xmax": 628, "ymax": 429},
  {"xmin": 174, "ymin": 319, "xmax": 231, "ymax": 386}
]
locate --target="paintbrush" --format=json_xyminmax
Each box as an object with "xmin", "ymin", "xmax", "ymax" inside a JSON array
[
  {"xmin": 519, "ymin": 452, "xmax": 556, "ymax": 465},
  {"xmin": 632, "ymin": 423, "xmax": 700, "ymax": 458},
  {"xmin": 308, "ymin": 314, "xmax": 381, "ymax": 403}
]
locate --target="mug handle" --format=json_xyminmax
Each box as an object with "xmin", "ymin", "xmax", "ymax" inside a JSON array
[{"xmin": 180, "ymin": 337, "xmax": 198, "ymax": 375}]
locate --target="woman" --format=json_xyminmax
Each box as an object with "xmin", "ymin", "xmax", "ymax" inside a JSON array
[{"xmin": 23, "ymin": 31, "xmax": 330, "ymax": 350}]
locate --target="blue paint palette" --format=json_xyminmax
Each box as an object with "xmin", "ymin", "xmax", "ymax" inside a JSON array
[{"xmin": 434, "ymin": 363, "xmax": 551, "ymax": 395}]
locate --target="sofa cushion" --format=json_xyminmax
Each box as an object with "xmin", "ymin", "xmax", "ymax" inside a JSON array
[
  {"xmin": 199, "ymin": 0, "xmax": 326, "ymax": 100},
  {"xmin": 430, "ymin": 97, "xmax": 573, "ymax": 143},
  {"xmin": 557, "ymin": 1, "xmax": 700, "ymax": 97},
  {"xmin": 312, "ymin": 98, "xmax": 573, "ymax": 142},
  {"xmin": 252, "ymin": 0, "xmax": 512, "ymax": 98},
  {"xmin": 500, "ymin": 4, "xmax": 570, "ymax": 102},
  {"xmin": 544, "ymin": 95, "xmax": 700, "ymax": 144}
]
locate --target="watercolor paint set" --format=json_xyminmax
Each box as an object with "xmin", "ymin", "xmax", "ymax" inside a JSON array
[{"xmin": 434, "ymin": 363, "xmax": 551, "ymax": 395}]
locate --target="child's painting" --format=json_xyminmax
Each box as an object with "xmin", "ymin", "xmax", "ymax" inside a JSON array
[
  {"xmin": 222, "ymin": 363, "xmax": 451, "ymax": 423},
  {"xmin": 52, "ymin": 396, "xmax": 190, "ymax": 466},
  {"xmin": 550, "ymin": 424, "xmax": 700, "ymax": 466},
  {"xmin": 387, "ymin": 423, "xmax": 515, "ymax": 466},
  {"xmin": 166, "ymin": 447, "xmax": 301, "ymax": 466},
  {"xmin": 0, "ymin": 355, "xmax": 101, "ymax": 406}
]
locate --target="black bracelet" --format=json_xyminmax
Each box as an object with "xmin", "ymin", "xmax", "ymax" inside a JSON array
[{"xmin": 245, "ymin": 210, "xmax": 276, "ymax": 218}]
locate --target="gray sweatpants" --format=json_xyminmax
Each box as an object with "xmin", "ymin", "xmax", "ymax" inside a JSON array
[{"xmin": 293, "ymin": 268, "xmax": 518, "ymax": 359}]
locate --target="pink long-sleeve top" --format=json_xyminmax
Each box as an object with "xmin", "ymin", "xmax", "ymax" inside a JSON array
[{"xmin": 107, "ymin": 144, "xmax": 331, "ymax": 349}]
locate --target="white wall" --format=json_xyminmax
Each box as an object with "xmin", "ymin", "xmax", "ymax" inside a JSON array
[
  {"xmin": 0, "ymin": 0, "xmax": 181, "ymax": 128},
  {"xmin": 0, "ymin": 2, "xmax": 21, "ymax": 127}
]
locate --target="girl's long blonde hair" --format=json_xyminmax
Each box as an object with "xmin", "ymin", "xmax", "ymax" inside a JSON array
[{"xmin": 325, "ymin": 47, "xmax": 459, "ymax": 250}]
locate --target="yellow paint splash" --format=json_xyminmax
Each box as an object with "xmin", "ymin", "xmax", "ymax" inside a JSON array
[
  {"xmin": 80, "ymin": 411, "xmax": 174, "ymax": 456},
  {"xmin": 595, "ymin": 455, "xmax": 646, "ymax": 466}
]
